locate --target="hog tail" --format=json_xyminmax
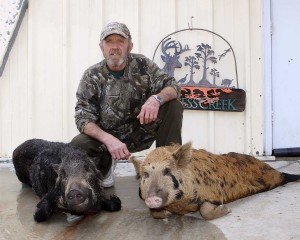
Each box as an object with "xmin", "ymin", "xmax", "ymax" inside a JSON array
[
  {"xmin": 102, "ymin": 195, "xmax": 122, "ymax": 212},
  {"xmin": 281, "ymin": 172, "xmax": 300, "ymax": 184}
]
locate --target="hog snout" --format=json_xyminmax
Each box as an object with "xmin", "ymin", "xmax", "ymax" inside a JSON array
[
  {"xmin": 145, "ymin": 196, "xmax": 163, "ymax": 208},
  {"xmin": 67, "ymin": 189, "xmax": 87, "ymax": 205}
]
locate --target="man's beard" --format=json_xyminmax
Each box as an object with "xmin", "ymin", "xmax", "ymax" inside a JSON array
[
  {"xmin": 106, "ymin": 56, "xmax": 126, "ymax": 67},
  {"xmin": 105, "ymin": 48, "xmax": 129, "ymax": 68}
]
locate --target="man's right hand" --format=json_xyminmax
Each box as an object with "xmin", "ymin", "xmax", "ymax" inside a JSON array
[
  {"xmin": 103, "ymin": 134, "xmax": 131, "ymax": 160},
  {"xmin": 83, "ymin": 122, "xmax": 131, "ymax": 160}
]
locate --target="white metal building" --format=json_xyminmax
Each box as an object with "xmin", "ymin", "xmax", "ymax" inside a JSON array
[{"xmin": 0, "ymin": 0, "xmax": 299, "ymax": 158}]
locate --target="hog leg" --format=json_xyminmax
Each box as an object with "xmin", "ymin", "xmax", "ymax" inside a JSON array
[
  {"xmin": 102, "ymin": 195, "xmax": 122, "ymax": 212},
  {"xmin": 199, "ymin": 201, "xmax": 231, "ymax": 220},
  {"xmin": 34, "ymin": 190, "xmax": 58, "ymax": 222},
  {"xmin": 150, "ymin": 209, "xmax": 172, "ymax": 219}
]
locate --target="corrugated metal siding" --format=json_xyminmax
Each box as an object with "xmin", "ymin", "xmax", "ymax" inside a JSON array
[{"xmin": 0, "ymin": 0, "xmax": 264, "ymax": 157}]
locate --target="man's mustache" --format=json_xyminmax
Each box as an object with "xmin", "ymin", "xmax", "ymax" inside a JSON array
[{"xmin": 109, "ymin": 49, "xmax": 121, "ymax": 55}]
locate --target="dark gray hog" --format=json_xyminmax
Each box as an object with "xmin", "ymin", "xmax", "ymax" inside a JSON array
[{"xmin": 12, "ymin": 139, "xmax": 121, "ymax": 222}]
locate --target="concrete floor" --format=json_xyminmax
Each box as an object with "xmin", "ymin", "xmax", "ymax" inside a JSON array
[{"xmin": 0, "ymin": 160, "xmax": 300, "ymax": 240}]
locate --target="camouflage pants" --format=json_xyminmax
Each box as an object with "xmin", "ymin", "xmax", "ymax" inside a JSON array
[{"xmin": 71, "ymin": 99, "xmax": 183, "ymax": 175}]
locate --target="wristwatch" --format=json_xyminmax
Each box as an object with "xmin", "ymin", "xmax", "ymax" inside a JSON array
[{"xmin": 152, "ymin": 95, "xmax": 163, "ymax": 105}]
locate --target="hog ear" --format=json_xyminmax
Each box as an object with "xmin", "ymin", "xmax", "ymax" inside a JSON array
[
  {"xmin": 172, "ymin": 142, "xmax": 192, "ymax": 167},
  {"xmin": 88, "ymin": 158, "xmax": 104, "ymax": 179},
  {"xmin": 129, "ymin": 156, "xmax": 142, "ymax": 179}
]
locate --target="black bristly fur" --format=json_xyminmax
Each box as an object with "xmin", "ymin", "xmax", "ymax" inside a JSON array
[
  {"xmin": 102, "ymin": 195, "xmax": 122, "ymax": 212},
  {"xmin": 12, "ymin": 138, "xmax": 122, "ymax": 222}
]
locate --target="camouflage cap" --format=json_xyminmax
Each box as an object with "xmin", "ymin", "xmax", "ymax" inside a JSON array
[{"xmin": 100, "ymin": 22, "xmax": 131, "ymax": 41}]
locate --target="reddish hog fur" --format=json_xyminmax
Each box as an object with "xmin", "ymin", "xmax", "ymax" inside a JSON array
[{"xmin": 131, "ymin": 142, "xmax": 300, "ymax": 220}]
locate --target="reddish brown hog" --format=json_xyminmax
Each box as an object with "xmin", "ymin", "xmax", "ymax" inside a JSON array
[{"xmin": 130, "ymin": 142, "xmax": 300, "ymax": 220}]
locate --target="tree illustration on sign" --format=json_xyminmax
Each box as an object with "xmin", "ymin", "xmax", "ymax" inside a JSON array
[
  {"xmin": 183, "ymin": 56, "xmax": 200, "ymax": 85},
  {"xmin": 157, "ymin": 36, "xmax": 235, "ymax": 87},
  {"xmin": 210, "ymin": 68, "xmax": 220, "ymax": 86},
  {"xmin": 195, "ymin": 43, "xmax": 218, "ymax": 86}
]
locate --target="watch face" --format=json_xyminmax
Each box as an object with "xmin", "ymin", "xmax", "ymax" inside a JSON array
[
  {"xmin": 157, "ymin": 95, "xmax": 162, "ymax": 102},
  {"xmin": 152, "ymin": 95, "xmax": 163, "ymax": 104}
]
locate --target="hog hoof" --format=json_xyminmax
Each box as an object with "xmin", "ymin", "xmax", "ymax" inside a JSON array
[
  {"xmin": 34, "ymin": 200, "xmax": 55, "ymax": 222},
  {"xmin": 102, "ymin": 195, "xmax": 122, "ymax": 212},
  {"xmin": 200, "ymin": 202, "xmax": 231, "ymax": 220},
  {"xmin": 150, "ymin": 209, "xmax": 172, "ymax": 219}
]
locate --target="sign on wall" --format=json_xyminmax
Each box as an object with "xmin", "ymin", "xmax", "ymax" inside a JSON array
[{"xmin": 153, "ymin": 28, "xmax": 246, "ymax": 112}]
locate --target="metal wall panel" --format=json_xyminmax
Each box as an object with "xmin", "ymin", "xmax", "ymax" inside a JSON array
[
  {"xmin": 0, "ymin": 0, "xmax": 264, "ymax": 157},
  {"xmin": 0, "ymin": 9, "xmax": 29, "ymax": 157}
]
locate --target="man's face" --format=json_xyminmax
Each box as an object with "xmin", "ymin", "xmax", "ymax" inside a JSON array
[{"xmin": 100, "ymin": 34, "xmax": 133, "ymax": 71}]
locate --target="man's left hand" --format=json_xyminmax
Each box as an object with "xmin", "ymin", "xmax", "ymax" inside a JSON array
[{"xmin": 137, "ymin": 96, "xmax": 160, "ymax": 124}]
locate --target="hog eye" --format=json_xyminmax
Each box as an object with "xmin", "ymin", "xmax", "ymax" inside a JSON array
[
  {"xmin": 84, "ymin": 164, "xmax": 89, "ymax": 171},
  {"xmin": 163, "ymin": 168, "xmax": 171, "ymax": 176},
  {"xmin": 143, "ymin": 172, "xmax": 149, "ymax": 178}
]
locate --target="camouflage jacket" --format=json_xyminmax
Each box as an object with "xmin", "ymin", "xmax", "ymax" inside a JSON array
[{"xmin": 74, "ymin": 53, "xmax": 180, "ymax": 139}]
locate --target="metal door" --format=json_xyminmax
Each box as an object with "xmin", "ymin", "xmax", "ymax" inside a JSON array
[{"xmin": 271, "ymin": 0, "xmax": 300, "ymax": 155}]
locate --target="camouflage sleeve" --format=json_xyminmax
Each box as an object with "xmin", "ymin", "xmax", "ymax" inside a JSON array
[
  {"xmin": 146, "ymin": 57, "xmax": 180, "ymax": 99},
  {"xmin": 74, "ymin": 70, "xmax": 100, "ymax": 133}
]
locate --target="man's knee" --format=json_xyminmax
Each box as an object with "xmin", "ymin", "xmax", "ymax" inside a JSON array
[
  {"xmin": 71, "ymin": 134, "xmax": 99, "ymax": 153},
  {"xmin": 158, "ymin": 99, "xmax": 183, "ymax": 121},
  {"xmin": 71, "ymin": 134, "xmax": 112, "ymax": 175},
  {"xmin": 71, "ymin": 133, "xmax": 90, "ymax": 146}
]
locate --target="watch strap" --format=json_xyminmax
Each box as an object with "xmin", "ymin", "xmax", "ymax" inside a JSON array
[{"xmin": 152, "ymin": 95, "xmax": 163, "ymax": 105}]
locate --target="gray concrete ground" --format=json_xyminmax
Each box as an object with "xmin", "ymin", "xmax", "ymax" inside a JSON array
[{"xmin": 0, "ymin": 160, "xmax": 300, "ymax": 240}]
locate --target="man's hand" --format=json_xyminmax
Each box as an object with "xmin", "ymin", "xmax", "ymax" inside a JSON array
[
  {"xmin": 137, "ymin": 96, "xmax": 160, "ymax": 124},
  {"xmin": 103, "ymin": 134, "xmax": 131, "ymax": 160},
  {"xmin": 83, "ymin": 122, "xmax": 131, "ymax": 160}
]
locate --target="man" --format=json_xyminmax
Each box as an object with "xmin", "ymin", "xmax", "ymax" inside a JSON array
[{"xmin": 71, "ymin": 22, "xmax": 183, "ymax": 187}]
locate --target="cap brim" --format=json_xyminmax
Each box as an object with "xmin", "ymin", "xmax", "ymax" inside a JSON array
[{"xmin": 101, "ymin": 30, "xmax": 129, "ymax": 41}]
